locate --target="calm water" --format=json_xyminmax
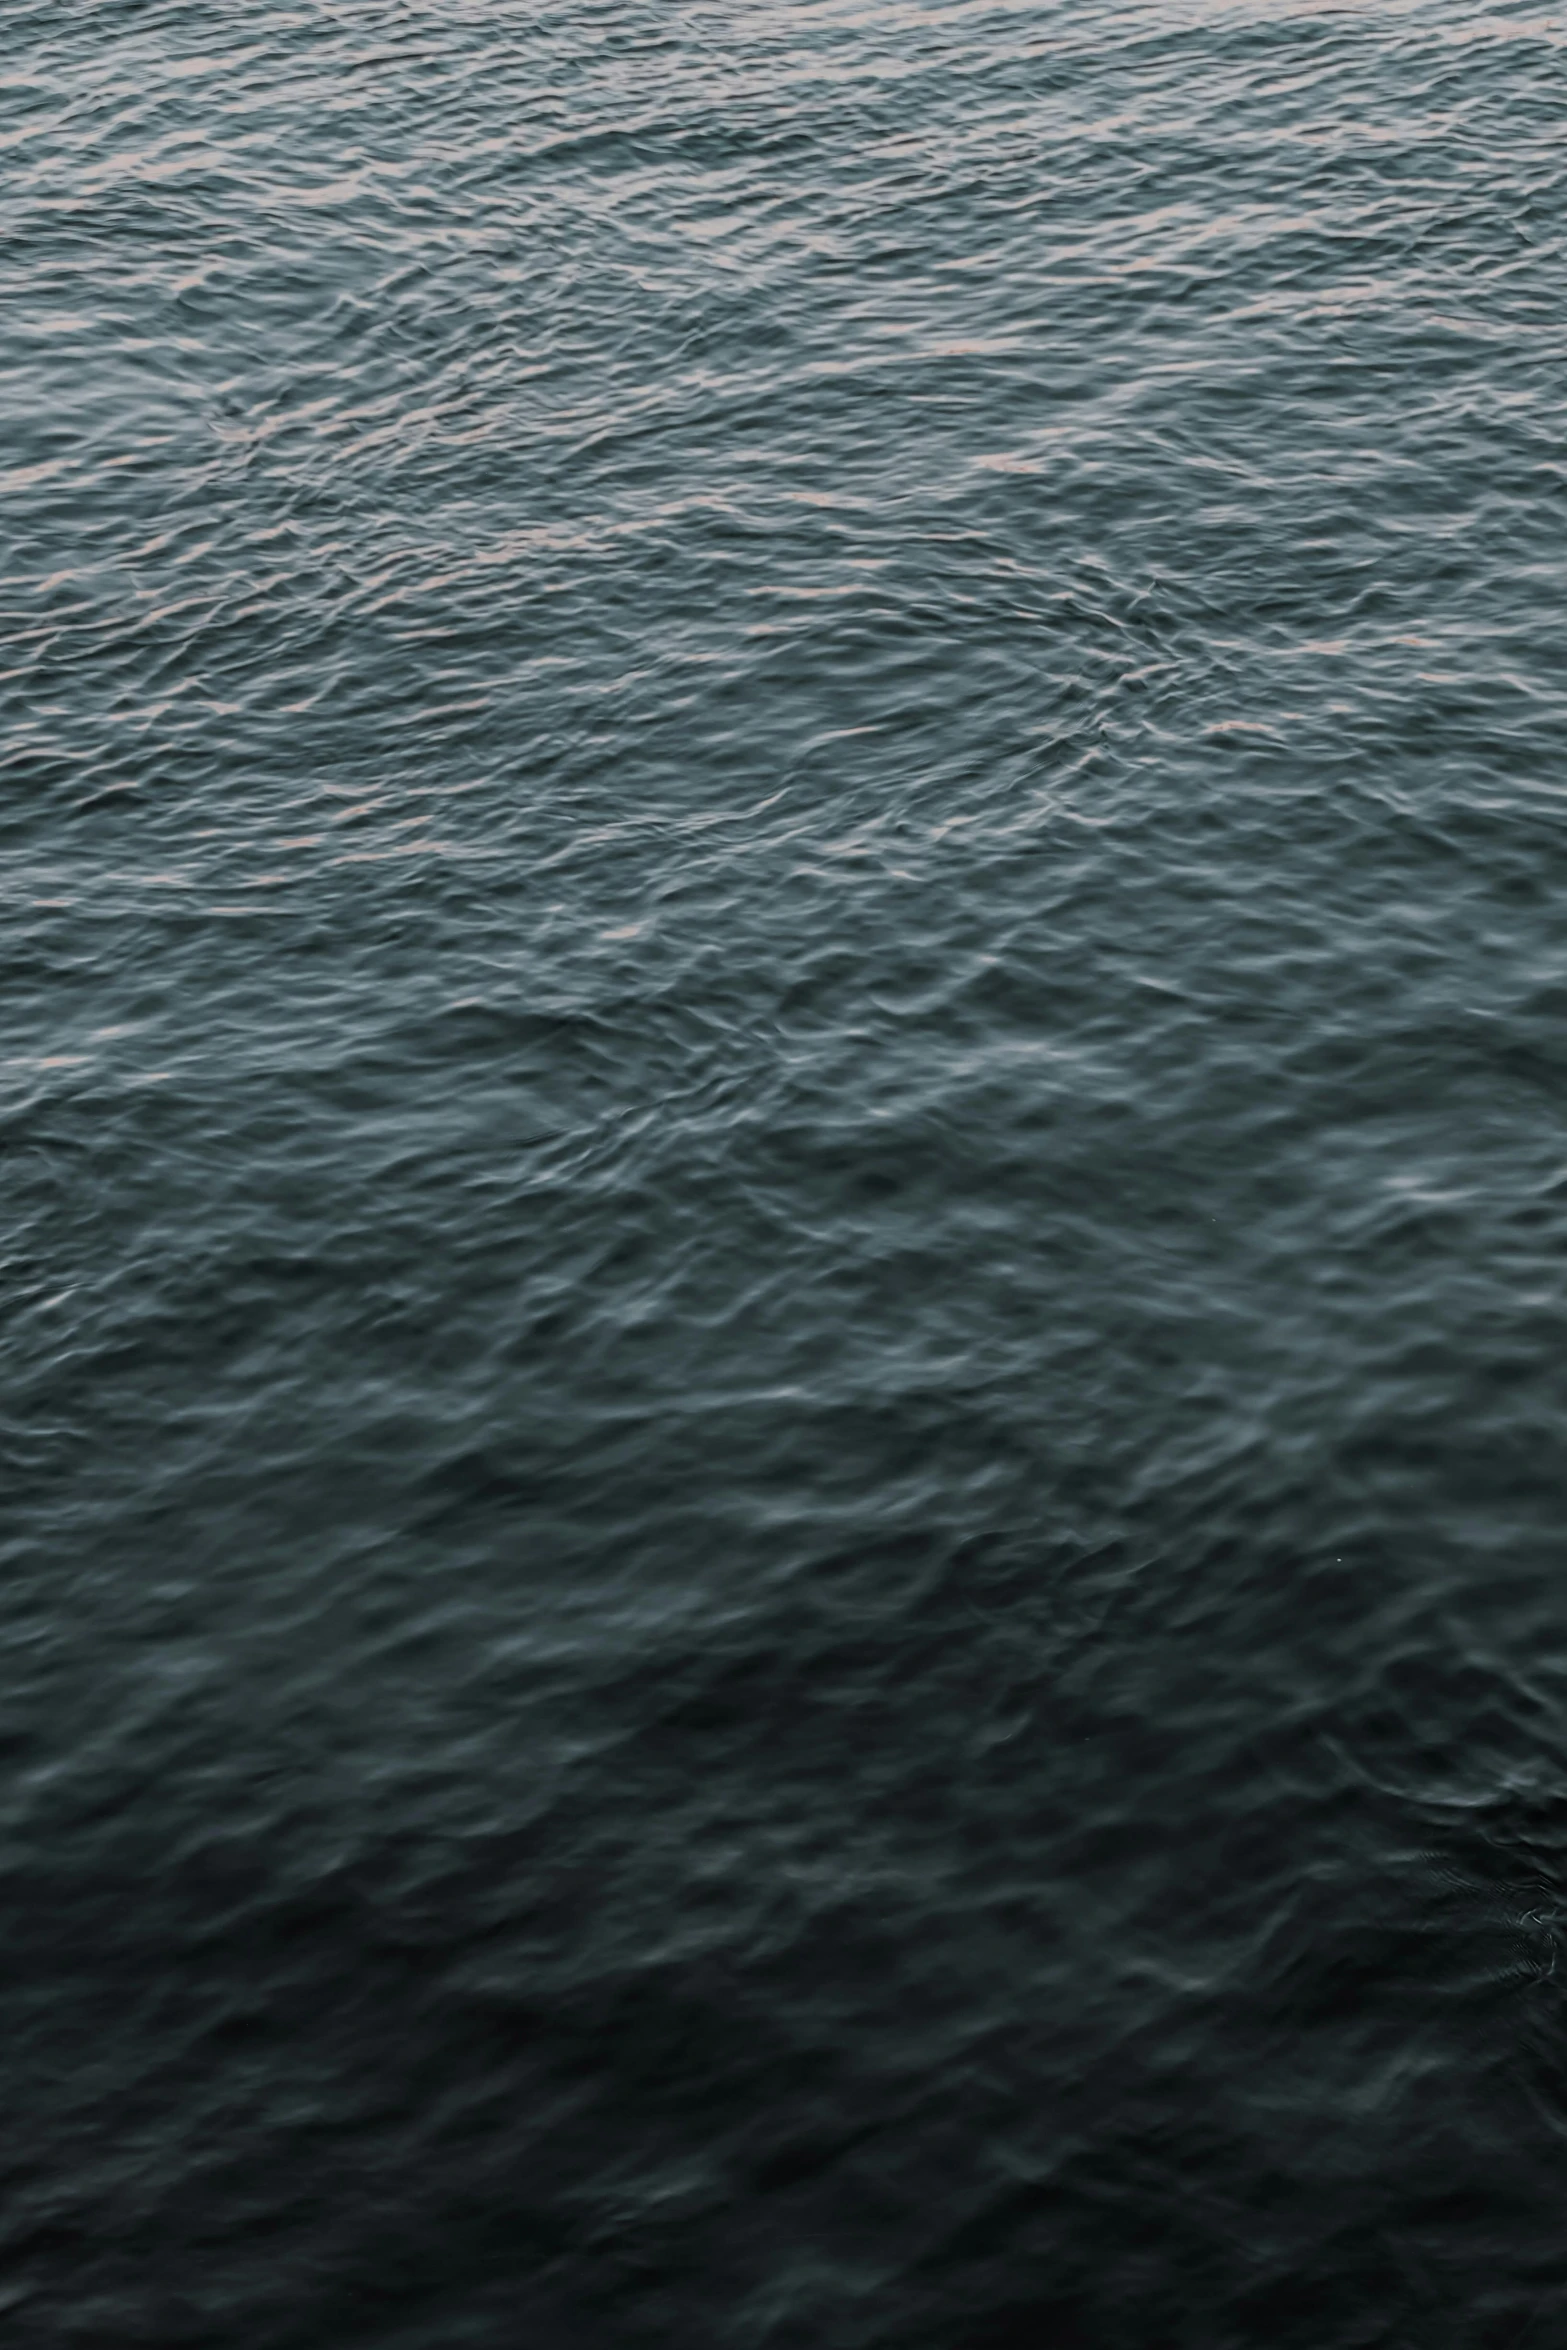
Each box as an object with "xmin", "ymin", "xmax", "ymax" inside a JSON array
[{"xmin": 6, "ymin": 2, "xmax": 1567, "ymax": 2342}]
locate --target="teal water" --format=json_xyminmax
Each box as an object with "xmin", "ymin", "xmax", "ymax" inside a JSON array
[{"xmin": 5, "ymin": 3, "xmax": 1567, "ymax": 2343}]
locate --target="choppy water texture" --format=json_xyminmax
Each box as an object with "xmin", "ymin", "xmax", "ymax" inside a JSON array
[{"xmin": 6, "ymin": 1, "xmax": 1567, "ymax": 2342}]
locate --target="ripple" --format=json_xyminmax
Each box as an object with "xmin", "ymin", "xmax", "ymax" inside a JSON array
[{"xmin": 5, "ymin": 1, "xmax": 1567, "ymax": 2343}]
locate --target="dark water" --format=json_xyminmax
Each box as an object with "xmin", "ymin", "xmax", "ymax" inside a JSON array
[{"xmin": 6, "ymin": 1, "xmax": 1567, "ymax": 2341}]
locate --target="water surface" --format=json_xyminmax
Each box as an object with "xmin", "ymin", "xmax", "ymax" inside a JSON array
[{"xmin": 5, "ymin": 3, "xmax": 1567, "ymax": 2343}]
